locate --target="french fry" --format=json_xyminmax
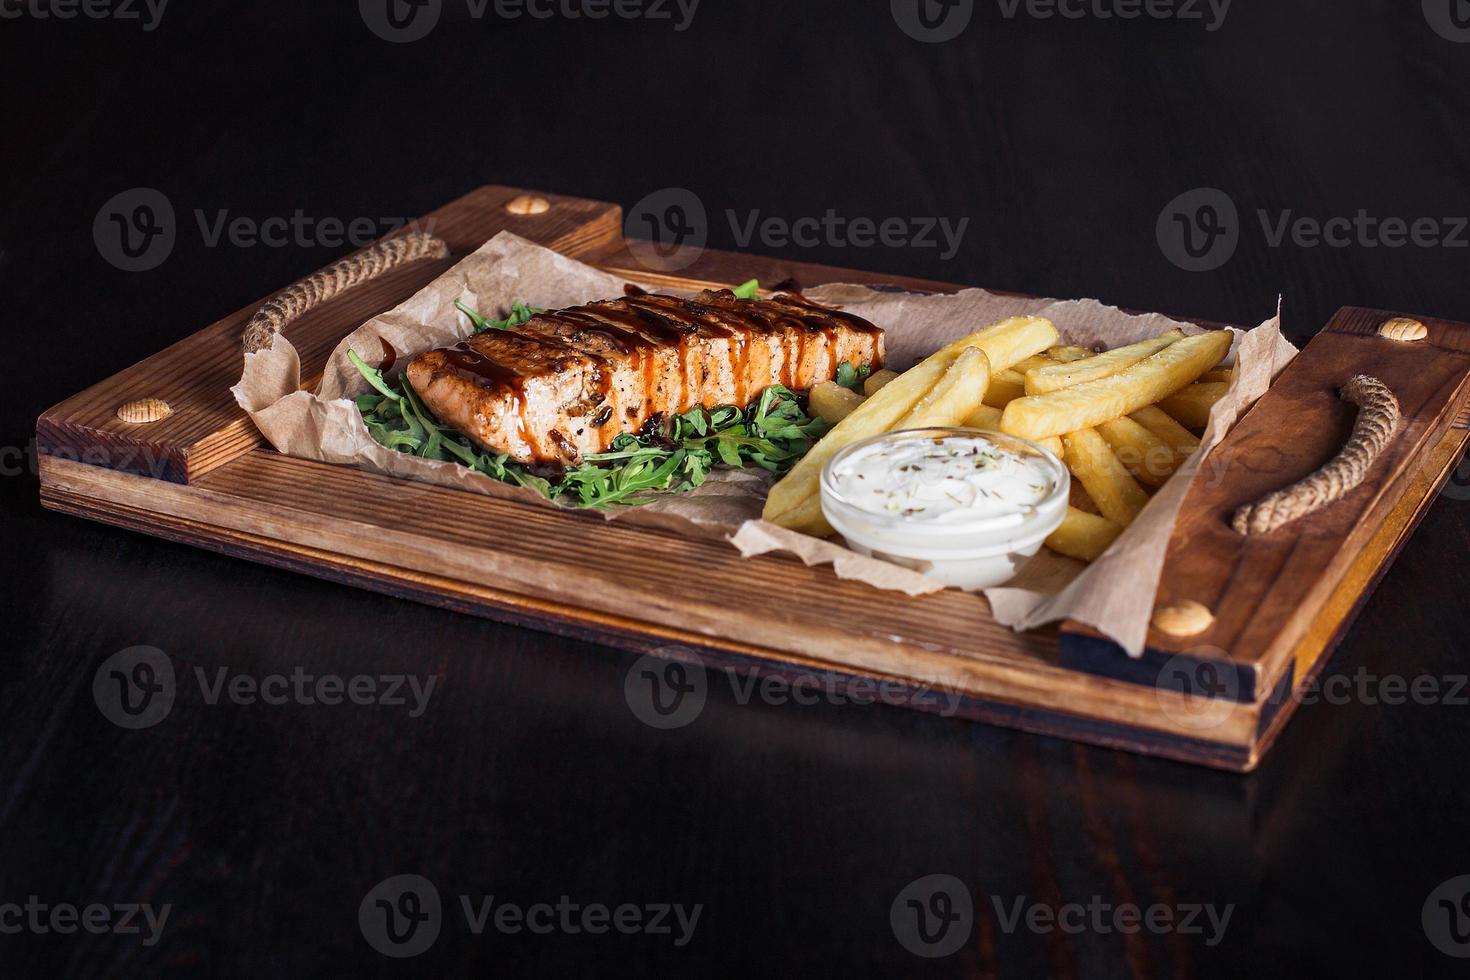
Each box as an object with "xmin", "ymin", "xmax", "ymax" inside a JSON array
[
  {"xmin": 763, "ymin": 316, "xmax": 1057, "ymax": 534},
  {"xmin": 1069, "ymin": 480, "xmax": 1102, "ymax": 515},
  {"xmin": 808, "ymin": 381, "xmax": 866, "ymax": 425},
  {"xmin": 967, "ymin": 401, "xmax": 1064, "ymax": 457},
  {"xmin": 1012, "ymin": 353, "xmax": 1056, "ymax": 375},
  {"xmin": 1098, "ymin": 416, "xmax": 1177, "ymax": 486},
  {"xmin": 1023, "ymin": 330, "xmax": 1183, "ymax": 395},
  {"xmin": 932, "ymin": 315, "xmax": 1059, "ymax": 372},
  {"xmin": 963, "ymin": 404, "xmax": 1003, "ymax": 429},
  {"xmin": 863, "ymin": 368, "xmax": 900, "ymax": 397},
  {"xmin": 897, "ymin": 347, "xmax": 992, "ymax": 428},
  {"xmin": 982, "ymin": 369, "xmax": 1027, "ymax": 408},
  {"xmin": 1048, "ymin": 345, "xmax": 1095, "ymax": 362},
  {"xmin": 1160, "ymin": 382, "xmax": 1228, "ymax": 430},
  {"xmin": 1130, "ymin": 405, "xmax": 1200, "ymax": 461},
  {"xmin": 1045, "ymin": 506, "xmax": 1123, "ymax": 562},
  {"xmin": 1062, "ymin": 429, "xmax": 1150, "ymax": 527},
  {"xmin": 999, "ymin": 330, "xmax": 1232, "ymax": 441},
  {"xmin": 1199, "ymin": 368, "xmax": 1232, "ymax": 385}
]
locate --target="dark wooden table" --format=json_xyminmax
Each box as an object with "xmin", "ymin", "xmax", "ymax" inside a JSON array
[{"xmin": 6, "ymin": 2, "xmax": 1470, "ymax": 976}]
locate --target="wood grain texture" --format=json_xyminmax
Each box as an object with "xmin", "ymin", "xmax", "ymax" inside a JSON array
[{"xmin": 35, "ymin": 421, "xmax": 1470, "ymax": 773}]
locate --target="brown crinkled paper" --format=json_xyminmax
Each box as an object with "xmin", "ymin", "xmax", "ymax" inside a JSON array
[{"xmin": 233, "ymin": 231, "xmax": 1296, "ymax": 656}]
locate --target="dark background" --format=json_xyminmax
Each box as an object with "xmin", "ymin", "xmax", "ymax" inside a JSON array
[{"xmin": 6, "ymin": 1, "xmax": 1470, "ymax": 976}]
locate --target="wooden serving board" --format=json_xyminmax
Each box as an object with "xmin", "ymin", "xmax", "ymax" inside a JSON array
[{"xmin": 37, "ymin": 185, "xmax": 1470, "ymax": 772}]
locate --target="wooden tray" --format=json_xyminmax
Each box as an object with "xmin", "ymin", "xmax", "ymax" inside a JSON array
[{"xmin": 37, "ymin": 185, "xmax": 1470, "ymax": 772}]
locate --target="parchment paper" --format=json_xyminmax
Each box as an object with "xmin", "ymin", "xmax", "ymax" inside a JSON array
[{"xmin": 233, "ymin": 231, "xmax": 1296, "ymax": 656}]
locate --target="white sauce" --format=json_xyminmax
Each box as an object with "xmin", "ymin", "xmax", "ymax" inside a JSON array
[{"xmin": 827, "ymin": 434, "xmax": 1057, "ymax": 524}]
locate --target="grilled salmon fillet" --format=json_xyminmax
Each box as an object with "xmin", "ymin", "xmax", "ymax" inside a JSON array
[{"xmin": 405, "ymin": 288, "xmax": 886, "ymax": 464}]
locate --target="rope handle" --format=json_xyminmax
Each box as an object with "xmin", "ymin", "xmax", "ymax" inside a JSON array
[
  {"xmin": 241, "ymin": 232, "xmax": 450, "ymax": 354},
  {"xmin": 1231, "ymin": 375, "xmax": 1400, "ymax": 535}
]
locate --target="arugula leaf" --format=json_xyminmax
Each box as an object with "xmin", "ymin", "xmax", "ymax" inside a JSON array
[
  {"xmin": 455, "ymin": 298, "xmax": 545, "ymax": 332},
  {"xmin": 348, "ymin": 350, "xmax": 403, "ymax": 401},
  {"xmin": 834, "ymin": 361, "xmax": 873, "ymax": 392}
]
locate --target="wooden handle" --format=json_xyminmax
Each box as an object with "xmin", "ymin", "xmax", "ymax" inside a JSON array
[
  {"xmin": 1231, "ymin": 375, "xmax": 1400, "ymax": 535},
  {"xmin": 241, "ymin": 232, "xmax": 450, "ymax": 354}
]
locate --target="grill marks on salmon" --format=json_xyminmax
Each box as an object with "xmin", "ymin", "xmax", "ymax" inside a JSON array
[{"xmin": 405, "ymin": 288, "xmax": 886, "ymax": 464}]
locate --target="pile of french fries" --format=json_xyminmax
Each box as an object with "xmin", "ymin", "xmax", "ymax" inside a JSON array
[{"xmin": 764, "ymin": 316, "xmax": 1233, "ymax": 565}]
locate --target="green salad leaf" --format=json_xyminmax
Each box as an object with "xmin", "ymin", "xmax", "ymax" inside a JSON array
[
  {"xmin": 834, "ymin": 361, "xmax": 873, "ymax": 392},
  {"xmin": 559, "ymin": 384, "xmax": 829, "ymax": 508},
  {"xmin": 455, "ymin": 298, "xmax": 544, "ymax": 332},
  {"xmin": 731, "ymin": 278, "xmax": 761, "ymax": 299}
]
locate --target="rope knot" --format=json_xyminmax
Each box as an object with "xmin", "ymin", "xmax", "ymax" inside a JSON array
[{"xmin": 1230, "ymin": 374, "xmax": 1399, "ymax": 535}]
